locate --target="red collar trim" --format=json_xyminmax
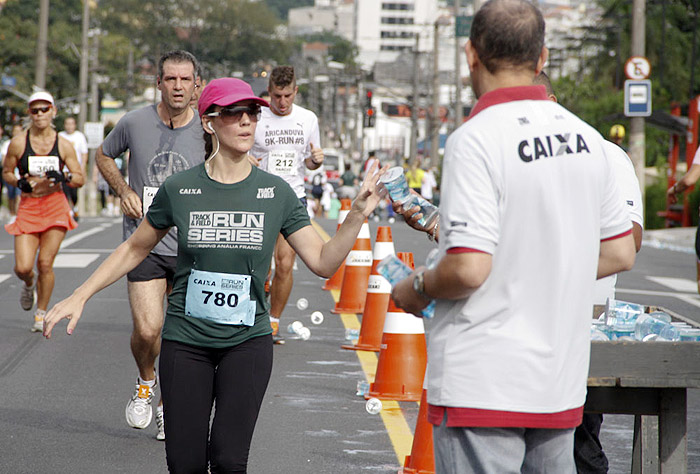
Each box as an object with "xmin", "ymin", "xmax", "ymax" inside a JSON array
[{"xmin": 469, "ymin": 85, "xmax": 549, "ymax": 119}]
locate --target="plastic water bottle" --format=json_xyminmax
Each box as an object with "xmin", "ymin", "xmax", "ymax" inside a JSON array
[
  {"xmin": 296, "ymin": 298, "xmax": 309, "ymax": 310},
  {"xmin": 310, "ymin": 311, "xmax": 324, "ymax": 325},
  {"xmin": 366, "ymin": 398, "xmax": 383, "ymax": 415},
  {"xmin": 296, "ymin": 326, "xmax": 311, "ymax": 341},
  {"xmin": 287, "ymin": 321, "xmax": 304, "ymax": 334},
  {"xmin": 345, "ymin": 328, "xmax": 360, "ymax": 340},
  {"xmin": 376, "ymin": 253, "xmax": 436, "ymax": 319},
  {"xmin": 679, "ymin": 328, "xmax": 700, "ymax": 341},
  {"xmin": 590, "ymin": 325, "xmax": 610, "ymax": 341},
  {"xmin": 356, "ymin": 380, "xmax": 370, "ymax": 396},
  {"xmin": 402, "ymin": 194, "xmax": 439, "ymax": 228},
  {"xmin": 604, "ymin": 298, "xmax": 645, "ymax": 328},
  {"xmin": 634, "ymin": 313, "xmax": 680, "ymax": 341}
]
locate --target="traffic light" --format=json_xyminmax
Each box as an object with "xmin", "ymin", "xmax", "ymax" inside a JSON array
[
  {"xmin": 363, "ymin": 107, "xmax": 376, "ymax": 128},
  {"xmin": 365, "ymin": 89, "xmax": 373, "ymax": 108}
]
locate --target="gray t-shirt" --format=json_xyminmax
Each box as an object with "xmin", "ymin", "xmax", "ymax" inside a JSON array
[{"xmin": 102, "ymin": 105, "xmax": 205, "ymax": 256}]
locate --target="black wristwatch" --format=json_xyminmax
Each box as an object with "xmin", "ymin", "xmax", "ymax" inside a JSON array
[{"xmin": 413, "ymin": 270, "xmax": 429, "ymax": 299}]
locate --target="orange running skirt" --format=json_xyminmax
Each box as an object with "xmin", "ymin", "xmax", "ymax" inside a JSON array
[{"xmin": 5, "ymin": 190, "xmax": 78, "ymax": 235}]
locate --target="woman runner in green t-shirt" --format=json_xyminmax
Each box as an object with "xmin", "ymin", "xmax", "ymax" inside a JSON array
[{"xmin": 43, "ymin": 77, "xmax": 388, "ymax": 473}]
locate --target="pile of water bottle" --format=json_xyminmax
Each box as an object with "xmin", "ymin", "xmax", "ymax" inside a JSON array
[
  {"xmin": 285, "ymin": 298, "xmax": 325, "ymax": 340},
  {"xmin": 591, "ymin": 299, "xmax": 700, "ymax": 342}
]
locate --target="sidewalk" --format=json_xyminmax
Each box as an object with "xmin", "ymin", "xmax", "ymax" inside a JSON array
[{"xmin": 643, "ymin": 226, "xmax": 696, "ymax": 254}]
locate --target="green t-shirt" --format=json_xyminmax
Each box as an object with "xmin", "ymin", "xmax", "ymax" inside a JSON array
[{"xmin": 146, "ymin": 163, "xmax": 310, "ymax": 348}]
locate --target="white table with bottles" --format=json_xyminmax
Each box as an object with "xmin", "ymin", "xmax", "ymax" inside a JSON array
[{"xmin": 586, "ymin": 305, "xmax": 700, "ymax": 473}]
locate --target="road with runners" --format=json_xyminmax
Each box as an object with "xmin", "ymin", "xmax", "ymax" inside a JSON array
[{"xmin": 0, "ymin": 216, "xmax": 698, "ymax": 473}]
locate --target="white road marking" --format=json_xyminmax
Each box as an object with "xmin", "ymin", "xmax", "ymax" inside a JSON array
[
  {"xmin": 0, "ymin": 274, "xmax": 11, "ymax": 284},
  {"xmin": 646, "ymin": 276, "xmax": 698, "ymax": 293},
  {"xmin": 53, "ymin": 253, "xmax": 100, "ymax": 268},
  {"xmin": 60, "ymin": 222, "xmax": 115, "ymax": 249}
]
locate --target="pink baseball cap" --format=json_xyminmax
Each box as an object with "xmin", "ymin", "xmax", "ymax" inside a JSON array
[{"xmin": 198, "ymin": 78, "xmax": 269, "ymax": 117}]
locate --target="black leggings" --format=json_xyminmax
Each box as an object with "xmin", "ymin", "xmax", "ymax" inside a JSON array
[{"xmin": 159, "ymin": 335, "xmax": 273, "ymax": 474}]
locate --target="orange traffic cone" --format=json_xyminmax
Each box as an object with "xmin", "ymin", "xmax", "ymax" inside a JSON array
[
  {"xmin": 366, "ymin": 252, "xmax": 426, "ymax": 401},
  {"xmin": 342, "ymin": 226, "xmax": 394, "ymax": 352},
  {"xmin": 400, "ymin": 389, "xmax": 435, "ymax": 474},
  {"xmin": 323, "ymin": 198, "xmax": 353, "ymax": 291},
  {"xmin": 332, "ymin": 219, "xmax": 373, "ymax": 314}
]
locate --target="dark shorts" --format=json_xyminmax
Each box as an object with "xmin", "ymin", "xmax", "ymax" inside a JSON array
[
  {"xmin": 299, "ymin": 196, "xmax": 307, "ymax": 207},
  {"xmin": 696, "ymin": 224, "xmax": 700, "ymax": 261},
  {"xmin": 127, "ymin": 253, "xmax": 177, "ymax": 283},
  {"xmin": 3, "ymin": 180, "xmax": 19, "ymax": 199}
]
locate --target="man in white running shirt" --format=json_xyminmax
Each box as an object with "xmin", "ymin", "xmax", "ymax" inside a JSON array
[
  {"xmin": 59, "ymin": 116, "xmax": 88, "ymax": 220},
  {"xmin": 251, "ymin": 66, "xmax": 324, "ymax": 343}
]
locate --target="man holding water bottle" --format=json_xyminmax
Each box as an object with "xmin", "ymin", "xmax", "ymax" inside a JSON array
[{"xmin": 390, "ymin": 0, "xmax": 636, "ymax": 471}]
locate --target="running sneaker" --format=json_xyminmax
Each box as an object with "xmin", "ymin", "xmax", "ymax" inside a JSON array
[
  {"xmin": 270, "ymin": 317, "xmax": 285, "ymax": 345},
  {"xmin": 31, "ymin": 310, "xmax": 45, "ymax": 333},
  {"xmin": 20, "ymin": 280, "xmax": 36, "ymax": 311},
  {"xmin": 155, "ymin": 405, "xmax": 165, "ymax": 441},
  {"xmin": 125, "ymin": 379, "xmax": 155, "ymax": 429}
]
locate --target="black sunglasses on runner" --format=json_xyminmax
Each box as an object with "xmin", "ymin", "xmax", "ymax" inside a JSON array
[
  {"xmin": 29, "ymin": 106, "xmax": 52, "ymax": 115},
  {"xmin": 206, "ymin": 104, "xmax": 261, "ymax": 122}
]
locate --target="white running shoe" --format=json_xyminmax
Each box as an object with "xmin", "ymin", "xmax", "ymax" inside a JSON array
[
  {"xmin": 155, "ymin": 405, "xmax": 165, "ymax": 441},
  {"xmin": 125, "ymin": 379, "xmax": 155, "ymax": 429},
  {"xmin": 20, "ymin": 280, "xmax": 36, "ymax": 311},
  {"xmin": 30, "ymin": 310, "xmax": 45, "ymax": 333}
]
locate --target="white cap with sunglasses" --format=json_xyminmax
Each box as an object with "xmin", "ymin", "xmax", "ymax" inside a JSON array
[{"xmin": 27, "ymin": 91, "xmax": 55, "ymax": 107}]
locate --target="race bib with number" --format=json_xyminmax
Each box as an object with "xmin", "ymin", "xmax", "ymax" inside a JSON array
[
  {"xmin": 269, "ymin": 150, "xmax": 297, "ymax": 176},
  {"xmin": 28, "ymin": 155, "xmax": 60, "ymax": 177},
  {"xmin": 185, "ymin": 269, "xmax": 256, "ymax": 326},
  {"xmin": 142, "ymin": 186, "xmax": 159, "ymax": 216}
]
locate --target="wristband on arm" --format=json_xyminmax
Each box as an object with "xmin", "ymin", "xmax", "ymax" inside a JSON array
[{"xmin": 16, "ymin": 178, "xmax": 33, "ymax": 193}]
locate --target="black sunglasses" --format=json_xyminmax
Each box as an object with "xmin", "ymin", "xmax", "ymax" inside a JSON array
[
  {"xmin": 29, "ymin": 106, "xmax": 52, "ymax": 115},
  {"xmin": 206, "ymin": 104, "xmax": 261, "ymax": 122}
]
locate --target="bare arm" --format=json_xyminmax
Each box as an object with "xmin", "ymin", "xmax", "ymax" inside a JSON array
[
  {"xmin": 2, "ymin": 138, "xmax": 23, "ymax": 187},
  {"xmin": 632, "ymin": 222, "xmax": 643, "ymax": 253},
  {"xmin": 391, "ymin": 251, "xmax": 492, "ymax": 316},
  {"xmin": 304, "ymin": 143, "xmax": 324, "ymax": 171},
  {"xmin": 597, "ymin": 232, "xmax": 636, "ymax": 279},
  {"xmin": 668, "ymin": 163, "xmax": 700, "ymax": 204},
  {"xmin": 288, "ymin": 163, "xmax": 389, "ymax": 277},
  {"xmin": 43, "ymin": 220, "xmax": 169, "ymax": 338},
  {"xmin": 96, "ymin": 145, "xmax": 142, "ymax": 218}
]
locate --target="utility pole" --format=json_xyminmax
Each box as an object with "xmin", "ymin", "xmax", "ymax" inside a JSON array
[
  {"xmin": 454, "ymin": 0, "xmax": 463, "ymax": 131},
  {"xmin": 78, "ymin": 0, "xmax": 90, "ymax": 131},
  {"xmin": 430, "ymin": 21, "xmax": 441, "ymax": 168},
  {"xmin": 629, "ymin": 0, "xmax": 646, "ymax": 200},
  {"xmin": 86, "ymin": 32, "xmax": 100, "ymax": 217},
  {"xmin": 410, "ymin": 34, "xmax": 420, "ymax": 164},
  {"xmin": 126, "ymin": 46, "xmax": 135, "ymax": 112},
  {"xmin": 35, "ymin": 0, "xmax": 50, "ymax": 89}
]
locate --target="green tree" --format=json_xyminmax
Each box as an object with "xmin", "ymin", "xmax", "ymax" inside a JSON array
[
  {"xmin": 263, "ymin": 0, "xmax": 313, "ymax": 20},
  {"xmin": 297, "ymin": 32, "xmax": 359, "ymax": 67},
  {"xmin": 0, "ymin": 0, "xmax": 83, "ymax": 110}
]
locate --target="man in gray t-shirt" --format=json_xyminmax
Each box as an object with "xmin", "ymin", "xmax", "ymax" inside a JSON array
[{"xmin": 96, "ymin": 50, "xmax": 204, "ymax": 441}]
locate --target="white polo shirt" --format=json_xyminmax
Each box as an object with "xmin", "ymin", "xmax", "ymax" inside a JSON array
[
  {"xmin": 427, "ymin": 86, "xmax": 632, "ymax": 428},
  {"xmin": 593, "ymin": 141, "xmax": 644, "ymax": 305},
  {"xmin": 252, "ymin": 104, "xmax": 321, "ymax": 198}
]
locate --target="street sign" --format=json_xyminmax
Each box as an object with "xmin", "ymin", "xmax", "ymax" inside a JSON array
[
  {"xmin": 456, "ymin": 16, "xmax": 472, "ymax": 37},
  {"xmin": 624, "ymin": 56, "xmax": 651, "ymax": 80},
  {"xmin": 624, "ymin": 80, "xmax": 652, "ymax": 117},
  {"xmin": 1, "ymin": 75, "xmax": 16, "ymax": 88},
  {"xmin": 84, "ymin": 122, "xmax": 104, "ymax": 149}
]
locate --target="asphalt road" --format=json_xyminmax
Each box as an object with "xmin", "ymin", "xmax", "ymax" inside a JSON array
[{"xmin": 0, "ymin": 216, "xmax": 697, "ymax": 473}]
